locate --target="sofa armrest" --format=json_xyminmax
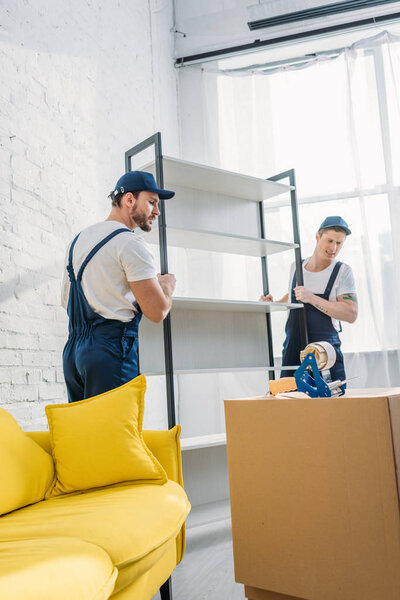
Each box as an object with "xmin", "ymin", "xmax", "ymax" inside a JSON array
[
  {"xmin": 142, "ymin": 426, "xmax": 183, "ymax": 487},
  {"xmin": 143, "ymin": 426, "xmax": 187, "ymax": 564}
]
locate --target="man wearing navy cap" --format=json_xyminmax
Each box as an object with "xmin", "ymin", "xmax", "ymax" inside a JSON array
[
  {"xmin": 261, "ymin": 216, "xmax": 358, "ymax": 386},
  {"xmin": 61, "ymin": 171, "xmax": 176, "ymax": 403}
]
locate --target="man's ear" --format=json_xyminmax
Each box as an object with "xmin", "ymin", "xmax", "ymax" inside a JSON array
[
  {"xmin": 316, "ymin": 231, "xmax": 321, "ymax": 242},
  {"xmin": 123, "ymin": 192, "xmax": 136, "ymax": 208}
]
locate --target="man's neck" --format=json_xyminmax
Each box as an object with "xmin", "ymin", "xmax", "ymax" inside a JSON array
[
  {"xmin": 306, "ymin": 252, "xmax": 334, "ymax": 272},
  {"xmin": 105, "ymin": 209, "xmax": 136, "ymax": 231}
]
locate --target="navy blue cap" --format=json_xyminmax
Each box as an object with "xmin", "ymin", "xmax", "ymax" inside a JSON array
[
  {"xmin": 112, "ymin": 171, "xmax": 175, "ymax": 200},
  {"xmin": 318, "ymin": 216, "xmax": 351, "ymax": 236}
]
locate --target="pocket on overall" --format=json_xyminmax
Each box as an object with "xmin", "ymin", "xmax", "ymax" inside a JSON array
[{"xmin": 121, "ymin": 332, "xmax": 137, "ymax": 359}]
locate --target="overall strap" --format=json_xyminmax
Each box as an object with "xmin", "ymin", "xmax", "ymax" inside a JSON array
[
  {"xmin": 66, "ymin": 233, "xmax": 81, "ymax": 283},
  {"xmin": 323, "ymin": 261, "xmax": 343, "ymax": 298},
  {"xmin": 77, "ymin": 228, "xmax": 131, "ymax": 282}
]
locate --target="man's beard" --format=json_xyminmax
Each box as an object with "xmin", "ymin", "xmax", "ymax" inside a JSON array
[{"xmin": 131, "ymin": 209, "xmax": 153, "ymax": 232}]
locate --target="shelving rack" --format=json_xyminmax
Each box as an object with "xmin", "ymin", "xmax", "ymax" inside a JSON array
[{"xmin": 125, "ymin": 133, "xmax": 307, "ymax": 451}]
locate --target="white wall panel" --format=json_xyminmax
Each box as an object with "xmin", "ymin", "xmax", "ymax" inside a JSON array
[{"xmin": 0, "ymin": 0, "xmax": 179, "ymax": 427}]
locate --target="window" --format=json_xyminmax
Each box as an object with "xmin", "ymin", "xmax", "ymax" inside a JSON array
[{"xmin": 209, "ymin": 32, "xmax": 400, "ymax": 364}]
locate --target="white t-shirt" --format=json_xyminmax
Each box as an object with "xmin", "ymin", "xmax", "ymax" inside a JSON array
[
  {"xmin": 61, "ymin": 221, "xmax": 157, "ymax": 322},
  {"xmin": 288, "ymin": 258, "xmax": 356, "ymax": 331}
]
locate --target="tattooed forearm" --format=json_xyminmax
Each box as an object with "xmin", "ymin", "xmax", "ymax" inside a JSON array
[
  {"xmin": 342, "ymin": 293, "xmax": 358, "ymax": 303},
  {"xmin": 310, "ymin": 294, "xmax": 358, "ymax": 322},
  {"xmin": 314, "ymin": 303, "xmax": 330, "ymax": 315}
]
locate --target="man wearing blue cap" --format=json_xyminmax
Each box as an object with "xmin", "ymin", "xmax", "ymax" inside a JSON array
[
  {"xmin": 261, "ymin": 216, "xmax": 357, "ymax": 385},
  {"xmin": 61, "ymin": 171, "xmax": 176, "ymax": 403}
]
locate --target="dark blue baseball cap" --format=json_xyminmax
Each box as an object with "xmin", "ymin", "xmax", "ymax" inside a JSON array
[
  {"xmin": 112, "ymin": 171, "xmax": 175, "ymax": 200},
  {"xmin": 318, "ymin": 216, "xmax": 351, "ymax": 236}
]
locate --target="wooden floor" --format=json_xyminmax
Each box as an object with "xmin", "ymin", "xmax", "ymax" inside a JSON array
[{"xmin": 153, "ymin": 518, "xmax": 244, "ymax": 600}]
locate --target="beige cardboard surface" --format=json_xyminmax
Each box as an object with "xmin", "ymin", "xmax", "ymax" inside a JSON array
[
  {"xmin": 245, "ymin": 585, "xmax": 306, "ymax": 600},
  {"xmin": 388, "ymin": 396, "xmax": 400, "ymax": 502},
  {"xmin": 224, "ymin": 394, "xmax": 400, "ymax": 600}
]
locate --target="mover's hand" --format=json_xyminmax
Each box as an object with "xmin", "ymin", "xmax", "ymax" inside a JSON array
[
  {"xmin": 294, "ymin": 286, "xmax": 313, "ymax": 303},
  {"xmin": 259, "ymin": 294, "xmax": 274, "ymax": 302},
  {"xmin": 157, "ymin": 273, "xmax": 176, "ymax": 296}
]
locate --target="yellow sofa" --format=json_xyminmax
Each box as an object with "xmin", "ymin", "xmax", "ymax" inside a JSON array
[{"xmin": 0, "ymin": 426, "xmax": 190, "ymax": 600}]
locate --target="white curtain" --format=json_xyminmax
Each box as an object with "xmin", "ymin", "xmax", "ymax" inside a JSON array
[
  {"xmin": 184, "ymin": 30, "xmax": 400, "ymax": 393},
  {"xmin": 144, "ymin": 31, "xmax": 400, "ymax": 435}
]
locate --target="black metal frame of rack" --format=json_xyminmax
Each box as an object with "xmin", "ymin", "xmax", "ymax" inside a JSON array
[
  {"xmin": 267, "ymin": 169, "xmax": 308, "ymax": 372},
  {"xmin": 125, "ymin": 132, "xmax": 176, "ymax": 431},
  {"xmin": 125, "ymin": 133, "xmax": 308, "ymax": 425}
]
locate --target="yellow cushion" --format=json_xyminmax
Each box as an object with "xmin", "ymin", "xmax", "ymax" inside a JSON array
[
  {"xmin": 0, "ymin": 481, "xmax": 191, "ymax": 595},
  {"xmin": 45, "ymin": 375, "xmax": 167, "ymax": 496},
  {"xmin": 0, "ymin": 409, "xmax": 54, "ymax": 516},
  {"xmin": 0, "ymin": 538, "xmax": 117, "ymax": 600}
]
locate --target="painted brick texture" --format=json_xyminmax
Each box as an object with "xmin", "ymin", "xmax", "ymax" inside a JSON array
[{"xmin": 0, "ymin": 0, "xmax": 179, "ymax": 429}]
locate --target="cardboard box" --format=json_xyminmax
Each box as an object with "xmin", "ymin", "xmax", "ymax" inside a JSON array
[{"xmin": 224, "ymin": 389, "xmax": 400, "ymax": 600}]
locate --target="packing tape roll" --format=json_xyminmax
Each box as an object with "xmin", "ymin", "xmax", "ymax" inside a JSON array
[{"xmin": 300, "ymin": 341, "xmax": 336, "ymax": 370}]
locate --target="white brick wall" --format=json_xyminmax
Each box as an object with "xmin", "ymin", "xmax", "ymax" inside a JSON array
[{"xmin": 0, "ymin": 0, "xmax": 180, "ymax": 430}]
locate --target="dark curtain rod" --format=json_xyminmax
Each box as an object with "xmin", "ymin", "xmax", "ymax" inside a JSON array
[{"xmin": 175, "ymin": 12, "xmax": 400, "ymax": 67}]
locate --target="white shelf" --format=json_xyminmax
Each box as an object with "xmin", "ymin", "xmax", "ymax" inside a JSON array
[
  {"xmin": 181, "ymin": 433, "xmax": 227, "ymax": 451},
  {"xmin": 143, "ymin": 366, "xmax": 300, "ymax": 376},
  {"xmin": 145, "ymin": 226, "xmax": 297, "ymax": 257},
  {"xmin": 139, "ymin": 303, "xmax": 301, "ymax": 372},
  {"xmin": 171, "ymin": 297, "xmax": 303, "ymax": 313},
  {"xmin": 141, "ymin": 156, "xmax": 292, "ymax": 201}
]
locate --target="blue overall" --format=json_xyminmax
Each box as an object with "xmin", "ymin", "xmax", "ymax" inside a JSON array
[
  {"xmin": 280, "ymin": 261, "xmax": 346, "ymax": 386},
  {"xmin": 63, "ymin": 229, "xmax": 142, "ymax": 403}
]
